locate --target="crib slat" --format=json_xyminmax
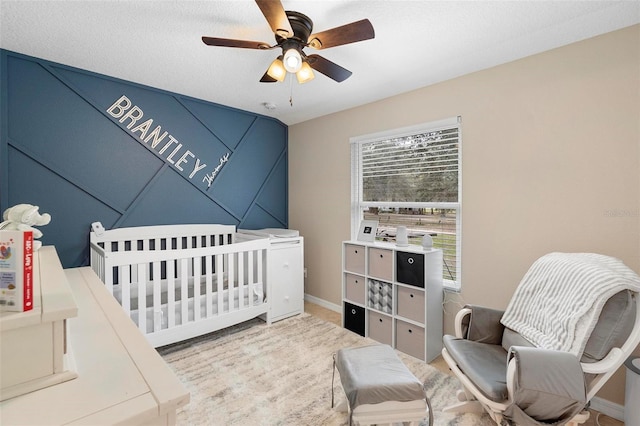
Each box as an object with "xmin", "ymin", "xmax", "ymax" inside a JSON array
[
  {"xmin": 194, "ymin": 234, "xmax": 204, "ymax": 287},
  {"xmin": 167, "ymin": 259, "xmax": 175, "ymax": 328},
  {"xmin": 259, "ymin": 247, "xmax": 264, "ymax": 273},
  {"xmin": 216, "ymin": 254, "xmax": 224, "ymax": 315},
  {"xmin": 121, "ymin": 260, "xmax": 131, "ymax": 315},
  {"xmin": 256, "ymin": 249, "xmax": 261, "ymax": 305},
  {"xmin": 137, "ymin": 264, "xmax": 147, "ymax": 333},
  {"xmin": 153, "ymin": 261, "xmax": 162, "ymax": 332},
  {"xmin": 175, "ymin": 238, "xmax": 183, "ymax": 282},
  {"xmin": 113, "ymin": 240, "xmax": 126, "ymax": 294},
  {"xmin": 248, "ymin": 250, "xmax": 254, "ymax": 307},
  {"xmin": 193, "ymin": 256, "xmax": 201, "ymax": 321},
  {"xmin": 228, "ymin": 252, "xmax": 235, "ymax": 312},
  {"xmin": 205, "ymin": 254, "xmax": 213, "ymax": 318},
  {"xmin": 180, "ymin": 258, "xmax": 188, "ymax": 325},
  {"xmin": 104, "ymin": 258, "xmax": 113, "ymax": 295},
  {"xmin": 238, "ymin": 251, "xmax": 244, "ymax": 309}
]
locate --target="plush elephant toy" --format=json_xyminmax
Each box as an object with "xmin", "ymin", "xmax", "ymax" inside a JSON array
[{"xmin": 0, "ymin": 204, "xmax": 51, "ymax": 250}]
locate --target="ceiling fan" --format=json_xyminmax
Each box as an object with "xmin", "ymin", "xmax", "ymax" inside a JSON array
[{"xmin": 202, "ymin": 0, "xmax": 375, "ymax": 84}]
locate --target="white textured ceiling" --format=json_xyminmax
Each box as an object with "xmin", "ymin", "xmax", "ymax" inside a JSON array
[{"xmin": 1, "ymin": 1, "xmax": 638, "ymax": 125}]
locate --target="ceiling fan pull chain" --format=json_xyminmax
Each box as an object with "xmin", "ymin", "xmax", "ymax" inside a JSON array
[{"xmin": 289, "ymin": 73, "xmax": 294, "ymax": 107}]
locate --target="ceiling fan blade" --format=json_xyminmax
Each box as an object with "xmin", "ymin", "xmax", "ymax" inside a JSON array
[
  {"xmin": 255, "ymin": 0, "xmax": 293, "ymax": 38},
  {"xmin": 202, "ymin": 36, "xmax": 271, "ymax": 49},
  {"xmin": 308, "ymin": 19, "xmax": 374, "ymax": 50},
  {"xmin": 306, "ymin": 54, "xmax": 352, "ymax": 82}
]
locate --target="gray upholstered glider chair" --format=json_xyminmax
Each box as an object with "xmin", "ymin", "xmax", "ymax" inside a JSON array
[{"xmin": 441, "ymin": 253, "xmax": 640, "ymax": 426}]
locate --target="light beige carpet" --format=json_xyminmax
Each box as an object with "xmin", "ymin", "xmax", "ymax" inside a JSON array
[{"xmin": 158, "ymin": 313, "xmax": 494, "ymax": 426}]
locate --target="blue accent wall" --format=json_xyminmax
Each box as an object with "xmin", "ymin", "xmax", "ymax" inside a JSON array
[{"xmin": 0, "ymin": 50, "xmax": 288, "ymax": 267}]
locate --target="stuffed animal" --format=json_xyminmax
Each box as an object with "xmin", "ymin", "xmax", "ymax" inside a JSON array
[{"xmin": 0, "ymin": 204, "xmax": 51, "ymax": 250}]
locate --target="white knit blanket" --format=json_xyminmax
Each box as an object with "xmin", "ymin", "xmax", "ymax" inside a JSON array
[{"xmin": 501, "ymin": 253, "xmax": 640, "ymax": 356}]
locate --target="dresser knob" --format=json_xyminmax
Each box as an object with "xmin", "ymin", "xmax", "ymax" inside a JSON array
[
  {"xmin": 379, "ymin": 318, "xmax": 383, "ymax": 323},
  {"xmin": 408, "ymin": 258, "xmax": 414, "ymax": 264},
  {"xmin": 351, "ymin": 309, "xmax": 356, "ymax": 315}
]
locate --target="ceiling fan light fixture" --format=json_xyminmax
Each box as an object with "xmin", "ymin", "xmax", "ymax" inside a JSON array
[
  {"xmin": 296, "ymin": 61, "xmax": 315, "ymax": 84},
  {"xmin": 266, "ymin": 56, "xmax": 286, "ymax": 82},
  {"xmin": 283, "ymin": 48, "xmax": 302, "ymax": 73}
]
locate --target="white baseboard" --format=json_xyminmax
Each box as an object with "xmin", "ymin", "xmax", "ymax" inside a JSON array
[
  {"xmin": 304, "ymin": 294, "xmax": 341, "ymax": 313},
  {"xmin": 590, "ymin": 396, "xmax": 624, "ymax": 422}
]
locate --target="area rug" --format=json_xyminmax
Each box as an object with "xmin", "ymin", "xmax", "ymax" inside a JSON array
[{"xmin": 158, "ymin": 313, "xmax": 494, "ymax": 426}]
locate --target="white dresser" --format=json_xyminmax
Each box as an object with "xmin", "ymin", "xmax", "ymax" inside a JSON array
[
  {"xmin": 0, "ymin": 247, "xmax": 189, "ymax": 425},
  {"xmin": 0, "ymin": 246, "xmax": 78, "ymax": 402}
]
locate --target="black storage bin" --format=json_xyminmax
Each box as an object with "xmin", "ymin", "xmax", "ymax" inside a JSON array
[
  {"xmin": 396, "ymin": 251, "xmax": 425, "ymax": 288},
  {"xmin": 344, "ymin": 301, "xmax": 366, "ymax": 336}
]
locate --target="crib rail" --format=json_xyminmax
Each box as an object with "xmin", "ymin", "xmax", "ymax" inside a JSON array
[
  {"xmin": 90, "ymin": 223, "xmax": 236, "ymax": 252},
  {"xmin": 89, "ymin": 223, "xmax": 271, "ymax": 347}
]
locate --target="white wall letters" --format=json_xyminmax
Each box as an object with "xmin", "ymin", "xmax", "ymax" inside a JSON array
[{"xmin": 106, "ymin": 95, "xmax": 229, "ymax": 187}]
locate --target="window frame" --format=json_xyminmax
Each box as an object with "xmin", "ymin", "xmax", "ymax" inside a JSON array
[{"xmin": 350, "ymin": 116, "xmax": 462, "ymax": 290}]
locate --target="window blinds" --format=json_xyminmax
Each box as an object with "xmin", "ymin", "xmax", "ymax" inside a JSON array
[{"xmin": 360, "ymin": 125, "xmax": 460, "ymax": 203}]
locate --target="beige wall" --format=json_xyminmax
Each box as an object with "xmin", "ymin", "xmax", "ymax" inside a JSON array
[{"xmin": 289, "ymin": 25, "xmax": 640, "ymax": 406}]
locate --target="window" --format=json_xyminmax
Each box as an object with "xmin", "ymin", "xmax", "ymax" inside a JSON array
[{"xmin": 351, "ymin": 117, "xmax": 461, "ymax": 289}]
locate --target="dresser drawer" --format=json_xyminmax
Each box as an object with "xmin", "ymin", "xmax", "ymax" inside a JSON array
[
  {"xmin": 368, "ymin": 247, "xmax": 393, "ymax": 281},
  {"xmin": 368, "ymin": 310, "xmax": 392, "ymax": 346},
  {"xmin": 396, "ymin": 286, "xmax": 425, "ymax": 324},
  {"xmin": 344, "ymin": 244, "xmax": 365, "ymax": 274},
  {"xmin": 344, "ymin": 273, "xmax": 365, "ymax": 305},
  {"xmin": 396, "ymin": 319, "xmax": 425, "ymax": 360},
  {"xmin": 396, "ymin": 251, "xmax": 424, "ymax": 288},
  {"xmin": 344, "ymin": 302, "xmax": 365, "ymax": 337}
]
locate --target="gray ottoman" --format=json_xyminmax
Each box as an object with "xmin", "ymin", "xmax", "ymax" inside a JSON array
[{"xmin": 333, "ymin": 344, "xmax": 431, "ymax": 426}]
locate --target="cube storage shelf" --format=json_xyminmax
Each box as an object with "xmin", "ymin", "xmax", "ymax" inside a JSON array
[{"xmin": 342, "ymin": 240, "xmax": 443, "ymax": 362}]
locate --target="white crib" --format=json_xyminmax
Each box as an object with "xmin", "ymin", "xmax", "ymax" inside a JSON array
[{"xmin": 89, "ymin": 223, "xmax": 270, "ymax": 347}]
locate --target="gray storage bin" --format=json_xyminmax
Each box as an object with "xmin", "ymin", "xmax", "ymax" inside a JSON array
[{"xmin": 367, "ymin": 279, "xmax": 393, "ymax": 314}]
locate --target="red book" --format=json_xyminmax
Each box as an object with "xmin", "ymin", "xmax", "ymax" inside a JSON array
[{"xmin": 0, "ymin": 230, "xmax": 34, "ymax": 312}]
